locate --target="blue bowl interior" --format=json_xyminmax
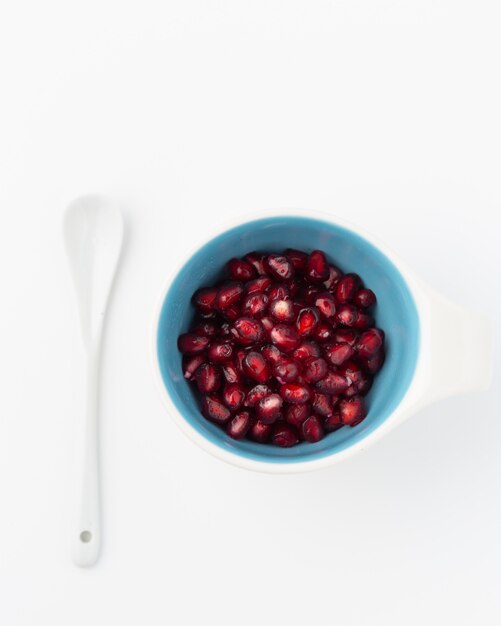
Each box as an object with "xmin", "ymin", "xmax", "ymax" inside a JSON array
[{"xmin": 157, "ymin": 216, "xmax": 419, "ymax": 464}]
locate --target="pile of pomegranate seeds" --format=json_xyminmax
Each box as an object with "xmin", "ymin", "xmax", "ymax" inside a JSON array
[{"xmin": 177, "ymin": 250, "xmax": 385, "ymax": 447}]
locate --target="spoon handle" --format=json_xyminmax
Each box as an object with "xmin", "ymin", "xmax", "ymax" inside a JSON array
[{"xmin": 72, "ymin": 348, "xmax": 101, "ymax": 567}]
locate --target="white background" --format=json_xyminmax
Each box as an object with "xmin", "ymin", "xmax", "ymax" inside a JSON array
[{"xmin": 1, "ymin": 1, "xmax": 500, "ymax": 625}]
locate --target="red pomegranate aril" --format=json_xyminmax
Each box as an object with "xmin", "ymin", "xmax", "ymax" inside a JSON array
[
  {"xmin": 196, "ymin": 363, "xmax": 221, "ymax": 393},
  {"xmin": 227, "ymin": 258, "xmax": 256, "ymax": 281},
  {"xmin": 280, "ymin": 383, "xmax": 312, "ymax": 404},
  {"xmin": 242, "ymin": 292, "xmax": 269, "ymax": 318},
  {"xmin": 303, "ymin": 357, "xmax": 328, "ymax": 383},
  {"xmin": 306, "ymin": 250, "xmax": 329, "ymax": 282},
  {"xmin": 207, "ymin": 340, "xmax": 234, "ymax": 363},
  {"xmin": 315, "ymin": 370, "xmax": 350, "ymax": 395},
  {"xmin": 357, "ymin": 328, "xmax": 385, "ymax": 358},
  {"xmin": 219, "ymin": 321, "xmax": 231, "ymax": 337},
  {"xmin": 245, "ymin": 384, "xmax": 271, "ymax": 407},
  {"xmin": 324, "ymin": 412, "xmax": 343, "ymax": 432},
  {"xmin": 269, "ymin": 298, "xmax": 295, "ymax": 323},
  {"xmin": 244, "ymin": 252, "xmax": 268, "ymax": 276},
  {"xmin": 261, "ymin": 343, "xmax": 283, "ymax": 364},
  {"xmin": 354, "ymin": 312, "xmax": 374, "ymax": 329},
  {"xmin": 249, "ymin": 419, "xmax": 273, "ymax": 443},
  {"xmin": 296, "ymin": 307, "xmax": 320, "ymax": 337},
  {"xmin": 364, "ymin": 349, "xmax": 385, "ymax": 374},
  {"xmin": 293, "ymin": 340, "xmax": 321, "ymax": 361},
  {"xmin": 333, "ymin": 328, "xmax": 359, "ymax": 346},
  {"xmin": 314, "ymin": 322, "xmax": 334, "ymax": 343},
  {"xmin": 324, "ymin": 342, "xmax": 354, "ymax": 366},
  {"xmin": 192, "ymin": 287, "xmax": 218, "ymax": 314},
  {"xmin": 231, "ymin": 317, "xmax": 264, "ymax": 346},
  {"xmin": 226, "ymin": 411, "xmax": 252, "ymax": 439},
  {"xmin": 336, "ymin": 273, "xmax": 361, "ymax": 304},
  {"xmin": 270, "ymin": 324, "xmax": 300, "ymax": 352},
  {"xmin": 302, "ymin": 415, "xmax": 324, "ymax": 443},
  {"xmin": 235, "ymin": 349, "xmax": 248, "ymax": 376},
  {"xmin": 273, "ymin": 358, "xmax": 300, "ymax": 383},
  {"xmin": 323, "ymin": 264, "xmax": 343, "ymax": 290},
  {"xmin": 201, "ymin": 394, "xmax": 231, "ymax": 424},
  {"xmin": 339, "ymin": 360, "xmax": 364, "ymax": 390},
  {"xmin": 335, "ymin": 304, "xmax": 359, "ymax": 327},
  {"xmin": 302, "ymin": 285, "xmax": 321, "ymax": 304},
  {"xmin": 245, "ymin": 276, "xmax": 273, "ymax": 294},
  {"xmin": 178, "ymin": 333, "xmax": 210, "ymax": 355},
  {"xmin": 266, "ymin": 283, "xmax": 290, "ymax": 301},
  {"xmin": 243, "ymin": 351, "xmax": 271, "ymax": 383},
  {"xmin": 221, "ymin": 361, "xmax": 241, "ymax": 384},
  {"xmin": 272, "ymin": 422, "xmax": 299, "ymax": 447},
  {"xmin": 265, "ymin": 254, "xmax": 295, "ymax": 281},
  {"xmin": 285, "ymin": 403, "xmax": 311, "ymax": 427},
  {"xmin": 216, "ymin": 281, "xmax": 244, "ymax": 310},
  {"xmin": 285, "ymin": 248, "xmax": 308, "ymax": 270},
  {"xmin": 193, "ymin": 321, "xmax": 218, "ymax": 337},
  {"xmin": 256, "ymin": 393, "xmax": 283, "ymax": 424},
  {"xmin": 339, "ymin": 396, "xmax": 367, "ymax": 426},
  {"xmin": 222, "ymin": 383, "xmax": 246, "ymax": 411},
  {"xmin": 312, "ymin": 392, "xmax": 334, "ymax": 418},
  {"xmin": 354, "ymin": 288, "xmax": 376, "ymax": 309},
  {"xmin": 344, "ymin": 370, "xmax": 373, "ymax": 397},
  {"xmin": 260, "ymin": 315, "xmax": 274, "ymax": 337},
  {"xmin": 314, "ymin": 292, "xmax": 337, "ymax": 320},
  {"xmin": 182, "ymin": 353, "xmax": 206, "ymax": 380},
  {"xmin": 223, "ymin": 305, "xmax": 241, "ymax": 321}
]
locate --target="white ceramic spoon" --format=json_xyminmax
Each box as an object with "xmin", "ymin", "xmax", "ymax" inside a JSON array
[{"xmin": 63, "ymin": 195, "xmax": 124, "ymax": 567}]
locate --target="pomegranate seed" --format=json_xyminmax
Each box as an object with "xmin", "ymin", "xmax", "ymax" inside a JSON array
[
  {"xmin": 323, "ymin": 265, "xmax": 343, "ymax": 290},
  {"xmin": 324, "ymin": 342, "xmax": 354, "ymax": 366},
  {"xmin": 272, "ymin": 422, "xmax": 299, "ymax": 447},
  {"xmin": 302, "ymin": 415, "xmax": 324, "ymax": 442},
  {"xmin": 201, "ymin": 394, "xmax": 231, "ymax": 424},
  {"xmin": 315, "ymin": 370, "xmax": 350, "ymax": 395},
  {"xmin": 260, "ymin": 315, "xmax": 274, "ymax": 336},
  {"xmin": 208, "ymin": 340, "xmax": 234, "ymax": 363},
  {"xmin": 296, "ymin": 307, "xmax": 320, "ymax": 336},
  {"xmin": 339, "ymin": 396, "xmax": 367, "ymax": 426},
  {"xmin": 273, "ymin": 358, "xmax": 300, "ymax": 383},
  {"xmin": 312, "ymin": 392, "xmax": 334, "ymax": 418},
  {"xmin": 339, "ymin": 360, "xmax": 364, "ymax": 391},
  {"xmin": 336, "ymin": 273, "xmax": 361, "ymax": 303},
  {"xmin": 182, "ymin": 354, "xmax": 206, "ymax": 380},
  {"xmin": 231, "ymin": 317, "xmax": 264, "ymax": 346},
  {"xmin": 270, "ymin": 324, "xmax": 300, "ymax": 352},
  {"xmin": 245, "ymin": 384, "xmax": 271, "ymax": 407},
  {"xmin": 314, "ymin": 292, "xmax": 337, "ymax": 320},
  {"xmin": 227, "ymin": 258, "xmax": 256, "ymax": 281},
  {"xmin": 219, "ymin": 321, "xmax": 231, "ymax": 337},
  {"xmin": 285, "ymin": 248, "xmax": 308, "ymax": 270},
  {"xmin": 354, "ymin": 288, "xmax": 376, "ymax": 309},
  {"xmin": 226, "ymin": 411, "xmax": 252, "ymax": 439},
  {"xmin": 196, "ymin": 363, "xmax": 221, "ymax": 393},
  {"xmin": 354, "ymin": 312, "xmax": 374, "ymax": 329},
  {"xmin": 193, "ymin": 321, "xmax": 218, "ymax": 337},
  {"xmin": 269, "ymin": 298, "xmax": 295, "ymax": 323},
  {"xmin": 313, "ymin": 322, "xmax": 334, "ymax": 343},
  {"xmin": 216, "ymin": 281, "xmax": 244, "ymax": 310},
  {"xmin": 243, "ymin": 351, "xmax": 271, "ymax": 383},
  {"xmin": 245, "ymin": 276, "xmax": 273, "ymax": 294},
  {"xmin": 324, "ymin": 412, "xmax": 343, "ymax": 431},
  {"xmin": 344, "ymin": 369, "xmax": 373, "ymax": 397},
  {"xmin": 242, "ymin": 292, "xmax": 269, "ymax": 318},
  {"xmin": 192, "ymin": 287, "xmax": 218, "ymax": 314},
  {"xmin": 249, "ymin": 419, "xmax": 273, "ymax": 443},
  {"xmin": 178, "ymin": 333, "xmax": 210, "ymax": 354},
  {"xmin": 221, "ymin": 361, "xmax": 241, "ymax": 384},
  {"xmin": 280, "ymin": 383, "xmax": 312, "ymax": 404},
  {"xmin": 266, "ymin": 283, "xmax": 290, "ymax": 301},
  {"xmin": 235, "ymin": 348, "xmax": 248, "ymax": 376},
  {"xmin": 292, "ymin": 340, "xmax": 321, "ymax": 361},
  {"xmin": 285, "ymin": 403, "xmax": 310, "ymax": 427},
  {"xmin": 357, "ymin": 328, "xmax": 385, "ymax": 359},
  {"xmin": 261, "ymin": 343, "xmax": 283, "ymax": 364},
  {"xmin": 306, "ymin": 250, "xmax": 329, "ymax": 282},
  {"xmin": 302, "ymin": 285, "xmax": 321, "ymax": 304},
  {"xmin": 244, "ymin": 252, "xmax": 267, "ymax": 276},
  {"xmin": 265, "ymin": 254, "xmax": 295, "ymax": 281},
  {"xmin": 364, "ymin": 349, "xmax": 385, "ymax": 374},
  {"xmin": 333, "ymin": 328, "xmax": 359, "ymax": 346},
  {"xmin": 303, "ymin": 357, "xmax": 328, "ymax": 383},
  {"xmin": 335, "ymin": 304, "xmax": 359, "ymax": 327},
  {"xmin": 256, "ymin": 393, "xmax": 283, "ymax": 424},
  {"xmin": 222, "ymin": 383, "xmax": 246, "ymax": 411}
]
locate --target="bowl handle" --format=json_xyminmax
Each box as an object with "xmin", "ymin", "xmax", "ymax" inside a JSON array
[{"xmin": 417, "ymin": 283, "xmax": 493, "ymax": 406}]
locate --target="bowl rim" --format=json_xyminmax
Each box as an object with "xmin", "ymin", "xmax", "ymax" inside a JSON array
[{"xmin": 151, "ymin": 208, "xmax": 427, "ymax": 473}]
